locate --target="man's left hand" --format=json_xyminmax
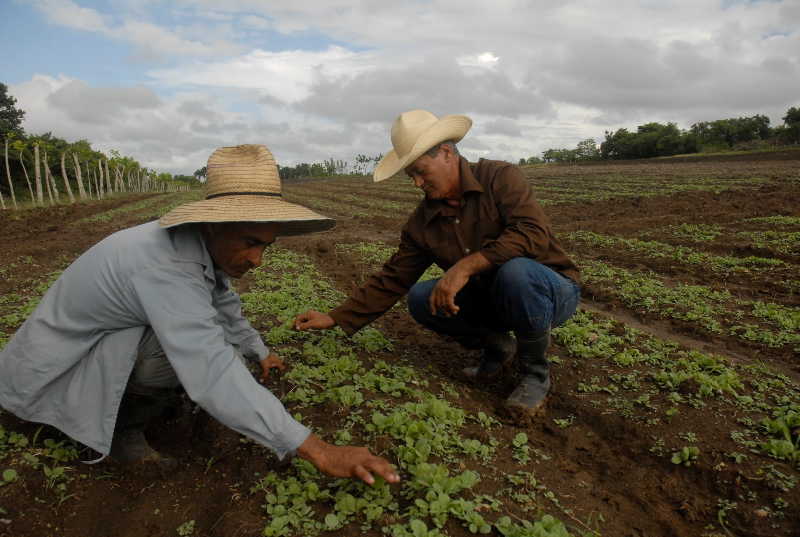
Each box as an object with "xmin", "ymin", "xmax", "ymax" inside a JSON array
[
  {"xmin": 429, "ymin": 267, "xmax": 469, "ymax": 316},
  {"xmin": 259, "ymin": 353, "xmax": 286, "ymax": 382}
]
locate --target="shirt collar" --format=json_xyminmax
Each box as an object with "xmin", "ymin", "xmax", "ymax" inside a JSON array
[
  {"xmin": 170, "ymin": 224, "xmax": 217, "ymax": 283},
  {"xmin": 422, "ymin": 157, "xmax": 484, "ymax": 224}
]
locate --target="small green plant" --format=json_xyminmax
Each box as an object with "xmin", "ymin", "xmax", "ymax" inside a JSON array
[
  {"xmin": 176, "ymin": 519, "xmax": 196, "ymax": 536},
  {"xmin": 553, "ymin": 415, "xmax": 575, "ymax": 429},
  {"xmin": 0, "ymin": 469, "xmax": 18, "ymax": 486},
  {"xmin": 390, "ymin": 519, "xmax": 445, "ymax": 537},
  {"xmin": 671, "ymin": 446, "xmax": 700, "ymax": 467},
  {"xmin": 512, "ymin": 433, "xmax": 531, "ymax": 464}
]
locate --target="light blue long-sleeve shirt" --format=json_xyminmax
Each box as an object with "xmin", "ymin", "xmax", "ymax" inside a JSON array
[{"xmin": 0, "ymin": 221, "xmax": 310, "ymax": 458}]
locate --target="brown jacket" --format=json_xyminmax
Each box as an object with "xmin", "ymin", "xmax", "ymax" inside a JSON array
[{"xmin": 330, "ymin": 157, "xmax": 579, "ymax": 335}]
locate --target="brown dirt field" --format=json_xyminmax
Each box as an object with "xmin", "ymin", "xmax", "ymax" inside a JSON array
[{"xmin": 1, "ymin": 156, "xmax": 799, "ymax": 537}]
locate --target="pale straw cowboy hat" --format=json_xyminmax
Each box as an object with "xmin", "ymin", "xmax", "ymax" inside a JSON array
[
  {"xmin": 373, "ymin": 109, "xmax": 472, "ymax": 182},
  {"xmin": 160, "ymin": 144, "xmax": 335, "ymax": 235}
]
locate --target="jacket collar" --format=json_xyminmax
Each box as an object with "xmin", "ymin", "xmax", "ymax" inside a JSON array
[
  {"xmin": 422, "ymin": 157, "xmax": 484, "ymax": 225},
  {"xmin": 170, "ymin": 224, "xmax": 218, "ymax": 283}
]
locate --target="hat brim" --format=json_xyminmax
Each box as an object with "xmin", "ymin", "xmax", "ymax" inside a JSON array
[
  {"xmin": 159, "ymin": 196, "xmax": 335, "ymax": 236},
  {"xmin": 373, "ymin": 114, "xmax": 472, "ymax": 182}
]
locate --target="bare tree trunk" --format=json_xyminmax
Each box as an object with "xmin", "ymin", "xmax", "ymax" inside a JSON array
[
  {"xmin": 87, "ymin": 164, "xmax": 94, "ymax": 199},
  {"xmin": 33, "ymin": 143, "xmax": 44, "ymax": 205},
  {"xmin": 92, "ymin": 164, "xmax": 99, "ymax": 199},
  {"xmin": 60, "ymin": 151, "xmax": 75, "ymax": 203},
  {"xmin": 114, "ymin": 166, "xmax": 123, "ymax": 193},
  {"xmin": 18, "ymin": 149, "xmax": 34, "ymax": 203},
  {"xmin": 71, "ymin": 153, "xmax": 86, "ymax": 200},
  {"xmin": 43, "ymin": 147, "xmax": 60, "ymax": 203},
  {"xmin": 43, "ymin": 162, "xmax": 54, "ymax": 205},
  {"xmin": 97, "ymin": 160, "xmax": 104, "ymax": 198},
  {"xmin": 105, "ymin": 159, "xmax": 112, "ymax": 195},
  {"xmin": 4, "ymin": 138, "xmax": 16, "ymax": 209}
]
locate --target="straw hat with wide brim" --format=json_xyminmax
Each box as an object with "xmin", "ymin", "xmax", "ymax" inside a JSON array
[
  {"xmin": 372, "ymin": 109, "xmax": 472, "ymax": 182},
  {"xmin": 159, "ymin": 144, "xmax": 335, "ymax": 236}
]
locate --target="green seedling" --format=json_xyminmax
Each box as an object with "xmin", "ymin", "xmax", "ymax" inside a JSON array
[
  {"xmin": 176, "ymin": 520, "xmax": 195, "ymax": 536},
  {"xmin": 553, "ymin": 415, "xmax": 575, "ymax": 429},
  {"xmin": 1, "ymin": 469, "xmax": 18, "ymax": 486},
  {"xmin": 671, "ymin": 446, "xmax": 700, "ymax": 467},
  {"xmin": 512, "ymin": 433, "xmax": 531, "ymax": 465}
]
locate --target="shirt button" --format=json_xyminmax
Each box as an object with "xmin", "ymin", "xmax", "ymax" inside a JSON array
[{"xmin": 465, "ymin": 248, "xmax": 471, "ymax": 254}]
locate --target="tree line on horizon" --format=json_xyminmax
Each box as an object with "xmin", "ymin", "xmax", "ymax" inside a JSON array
[
  {"xmin": 277, "ymin": 154, "xmax": 383, "ymax": 181},
  {"xmin": 520, "ymin": 106, "xmax": 800, "ymax": 165},
  {"xmin": 0, "ymin": 83, "xmax": 200, "ymax": 210}
]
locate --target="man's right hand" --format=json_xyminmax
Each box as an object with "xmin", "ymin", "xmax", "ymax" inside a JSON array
[
  {"xmin": 294, "ymin": 310, "xmax": 336, "ymax": 331},
  {"xmin": 297, "ymin": 434, "xmax": 400, "ymax": 485}
]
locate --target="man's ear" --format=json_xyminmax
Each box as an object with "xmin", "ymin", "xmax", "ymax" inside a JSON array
[{"xmin": 441, "ymin": 142, "xmax": 456, "ymax": 163}]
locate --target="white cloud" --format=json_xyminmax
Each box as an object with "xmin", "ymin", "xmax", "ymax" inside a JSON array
[
  {"xmin": 457, "ymin": 52, "xmax": 500, "ymax": 69},
  {"xmin": 47, "ymin": 80, "xmax": 162, "ymax": 124},
  {"xmin": 149, "ymin": 46, "xmax": 372, "ymax": 102},
  {"xmin": 30, "ymin": 0, "xmax": 243, "ymax": 61},
  {"xmin": 297, "ymin": 56, "xmax": 554, "ymax": 123},
  {"xmin": 33, "ymin": 0, "xmax": 107, "ymax": 32},
  {"xmin": 118, "ymin": 19, "xmax": 242, "ymax": 60}
]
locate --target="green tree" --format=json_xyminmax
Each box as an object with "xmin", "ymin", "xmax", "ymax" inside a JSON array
[
  {"xmin": 782, "ymin": 106, "xmax": 800, "ymax": 144},
  {"xmin": 575, "ymin": 138, "xmax": 600, "ymax": 161},
  {"xmin": 0, "ymin": 83, "xmax": 25, "ymax": 138}
]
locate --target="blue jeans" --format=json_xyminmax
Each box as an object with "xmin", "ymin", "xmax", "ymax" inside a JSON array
[{"xmin": 407, "ymin": 258, "xmax": 580, "ymax": 340}]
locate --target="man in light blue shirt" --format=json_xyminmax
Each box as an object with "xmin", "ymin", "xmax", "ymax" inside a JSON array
[{"xmin": 0, "ymin": 145, "xmax": 399, "ymax": 485}]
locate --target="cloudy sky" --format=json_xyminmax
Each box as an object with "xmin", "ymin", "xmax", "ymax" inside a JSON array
[{"xmin": 2, "ymin": 0, "xmax": 798, "ymax": 175}]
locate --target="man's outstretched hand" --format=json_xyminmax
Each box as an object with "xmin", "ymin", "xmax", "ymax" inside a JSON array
[
  {"xmin": 294, "ymin": 310, "xmax": 336, "ymax": 331},
  {"xmin": 258, "ymin": 353, "xmax": 286, "ymax": 382},
  {"xmin": 297, "ymin": 434, "xmax": 400, "ymax": 486}
]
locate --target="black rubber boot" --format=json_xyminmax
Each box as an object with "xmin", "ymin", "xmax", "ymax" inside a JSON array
[
  {"xmin": 110, "ymin": 391, "xmax": 177, "ymax": 471},
  {"xmin": 462, "ymin": 332, "xmax": 517, "ymax": 380},
  {"xmin": 505, "ymin": 330, "xmax": 551, "ymax": 425}
]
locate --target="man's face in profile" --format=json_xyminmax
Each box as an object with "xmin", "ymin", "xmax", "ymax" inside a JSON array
[{"xmin": 203, "ymin": 222, "xmax": 279, "ymax": 278}]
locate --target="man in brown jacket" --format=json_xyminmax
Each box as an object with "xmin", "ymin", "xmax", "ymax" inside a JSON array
[{"xmin": 295, "ymin": 110, "xmax": 580, "ymax": 421}]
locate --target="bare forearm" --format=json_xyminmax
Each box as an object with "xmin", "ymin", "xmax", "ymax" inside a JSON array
[
  {"xmin": 297, "ymin": 433, "xmax": 326, "ymax": 463},
  {"xmin": 450, "ymin": 251, "xmax": 492, "ymax": 278}
]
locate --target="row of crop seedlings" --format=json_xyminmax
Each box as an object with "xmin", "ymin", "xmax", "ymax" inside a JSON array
[
  {"xmin": 283, "ymin": 193, "xmax": 373, "ymax": 220},
  {"xmin": 286, "ymin": 179, "xmax": 423, "ymax": 202},
  {"xmin": 285, "ymin": 189, "xmax": 417, "ymax": 219},
  {"xmin": 569, "ymin": 256, "xmax": 799, "ymax": 351},
  {"xmin": 286, "ymin": 175, "xmax": 422, "ymax": 198},
  {"xmin": 524, "ymin": 169, "xmax": 769, "ymax": 188},
  {"xmin": 554, "ymin": 309, "xmax": 800, "ymax": 487},
  {"xmin": 287, "ymin": 182, "xmax": 420, "ymax": 207},
  {"xmin": 72, "ymin": 190, "xmax": 202, "ymax": 225},
  {"xmin": 526, "ymin": 177, "xmax": 769, "ymax": 205},
  {"xmin": 640, "ymin": 218, "xmax": 800, "ymax": 258},
  {"xmin": 333, "ymin": 240, "xmax": 800, "ymax": 533},
  {"xmin": 566, "ymin": 231, "xmax": 799, "ymax": 296},
  {"xmin": 239, "ymin": 247, "xmax": 579, "ymax": 537}
]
